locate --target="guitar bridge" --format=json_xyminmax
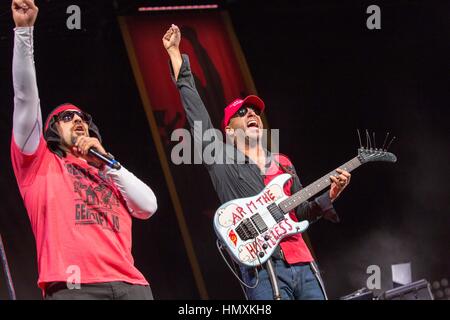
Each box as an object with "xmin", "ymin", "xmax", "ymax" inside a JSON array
[{"xmin": 235, "ymin": 218, "xmax": 259, "ymax": 241}]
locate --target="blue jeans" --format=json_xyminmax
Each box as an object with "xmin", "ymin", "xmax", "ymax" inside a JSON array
[{"xmin": 241, "ymin": 260, "xmax": 325, "ymax": 300}]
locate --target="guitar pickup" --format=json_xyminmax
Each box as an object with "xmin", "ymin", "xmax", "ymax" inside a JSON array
[
  {"xmin": 267, "ymin": 203, "xmax": 285, "ymax": 223},
  {"xmin": 250, "ymin": 213, "xmax": 268, "ymax": 233}
]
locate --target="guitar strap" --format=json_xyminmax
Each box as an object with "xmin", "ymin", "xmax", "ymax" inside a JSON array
[
  {"xmin": 270, "ymin": 155, "xmax": 296, "ymax": 263},
  {"xmin": 271, "ymin": 155, "xmax": 303, "ymax": 200},
  {"xmin": 272, "ymin": 156, "xmax": 297, "ymax": 179}
]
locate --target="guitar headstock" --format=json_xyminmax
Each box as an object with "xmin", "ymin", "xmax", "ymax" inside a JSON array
[
  {"xmin": 358, "ymin": 148, "xmax": 397, "ymax": 164},
  {"xmin": 357, "ymin": 130, "xmax": 398, "ymax": 164}
]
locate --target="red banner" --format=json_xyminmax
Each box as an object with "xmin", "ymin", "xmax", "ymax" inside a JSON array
[
  {"xmin": 120, "ymin": 10, "xmax": 256, "ymax": 299},
  {"xmin": 122, "ymin": 11, "xmax": 253, "ymax": 142}
]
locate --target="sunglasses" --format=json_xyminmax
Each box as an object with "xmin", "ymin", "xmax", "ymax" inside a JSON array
[
  {"xmin": 56, "ymin": 110, "xmax": 92, "ymax": 124},
  {"xmin": 232, "ymin": 105, "xmax": 262, "ymax": 118}
]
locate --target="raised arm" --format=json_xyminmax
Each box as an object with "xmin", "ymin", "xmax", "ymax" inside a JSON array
[
  {"xmin": 163, "ymin": 25, "xmax": 223, "ymax": 160},
  {"xmin": 12, "ymin": 0, "xmax": 42, "ymax": 154},
  {"xmin": 163, "ymin": 24, "xmax": 183, "ymax": 81}
]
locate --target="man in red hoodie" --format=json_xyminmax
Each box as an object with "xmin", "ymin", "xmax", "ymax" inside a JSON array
[{"xmin": 10, "ymin": 0, "xmax": 158, "ymax": 299}]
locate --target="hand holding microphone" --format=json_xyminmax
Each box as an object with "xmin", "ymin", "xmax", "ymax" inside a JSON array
[{"xmin": 71, "ymin": 136, "xmax": 121, "ymax": 170}]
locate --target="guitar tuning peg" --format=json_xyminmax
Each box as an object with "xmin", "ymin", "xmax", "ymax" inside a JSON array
[
  {"xmin": 382, "ymin": 132, "xmax": 390, "ymax": 151},
  {"xmin": 366, "ymin": 129, "xmax": 371, "ymax": 150},
  {"xmin": 373, "ymin": 132, "xmax": 377, "ymax": 149},
  {"xmin": 357, "ymin": 129, "xmax": 363, "ymax": 149},
  {"xmin": 386, "ymin": 136, "xmax": 397, "ymax": 151}
]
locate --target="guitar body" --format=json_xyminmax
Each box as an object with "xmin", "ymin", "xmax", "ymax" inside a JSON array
[
  {"xmin": 213, "ymin": 174, "xmax": 309, "ymax": 267},
  {"xmin": 213, "ymin": 147, "xmax": 397, "ymax": 268}
]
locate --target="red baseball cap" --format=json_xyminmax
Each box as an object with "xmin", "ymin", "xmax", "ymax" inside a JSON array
[{"xmin": 222, "ymin": 95, "xmax": 265, "ymax": 131}]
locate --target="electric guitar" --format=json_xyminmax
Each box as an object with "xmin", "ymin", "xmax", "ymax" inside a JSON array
[{"xmin": 213, "ymin": 147, "xmax": 397, "ymax": 267}]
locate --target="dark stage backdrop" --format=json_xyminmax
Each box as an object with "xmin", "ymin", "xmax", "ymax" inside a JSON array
[{"xmin": 0, "ymin": 0, "xmax": 449, "ymax": 300}]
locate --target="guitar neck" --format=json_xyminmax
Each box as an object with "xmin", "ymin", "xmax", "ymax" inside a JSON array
[{"xmin": 279, "ymin": 156, "xmax": 362, "ymax": 213}]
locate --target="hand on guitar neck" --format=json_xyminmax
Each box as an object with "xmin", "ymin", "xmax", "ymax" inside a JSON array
[{"xmin": 329, "ymin": 169, "xmax": 351, "ymax": 202}]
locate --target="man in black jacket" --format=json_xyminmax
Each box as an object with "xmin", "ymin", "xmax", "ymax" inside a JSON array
[{"xmin": 163, "ymin": 24, "xmax": 350, "ymax": 300}]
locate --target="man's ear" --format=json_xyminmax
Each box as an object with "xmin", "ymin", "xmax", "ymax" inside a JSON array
[
  {"xmin": 55, "ymin": 121, "xmax": 62, "ymax": 135},
  {"xmin": 225, "ymin": 125, "xmax": 234, "ymax": 137}
]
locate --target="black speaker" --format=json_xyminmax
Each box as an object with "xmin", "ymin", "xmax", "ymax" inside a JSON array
[{"xmin": 380, "ymin": 279, "xmax": 434, "ymax": 300}]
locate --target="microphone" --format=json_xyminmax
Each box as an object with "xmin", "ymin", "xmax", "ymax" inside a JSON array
[
  {"xmin": 89, "ymin": 148, "xmax": 122, "ymax": 170},
  {"xmin": 71, "ymin": 137, "xmax": 121, "ymax": 170}
]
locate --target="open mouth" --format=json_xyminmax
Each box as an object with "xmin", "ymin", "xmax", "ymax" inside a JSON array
[
  {"xmin": 247, "ymin": 119, "xmax": 259, "ymax": 129},
  {"xmin": 73, "ymin": 125, "xmax": 85, "ymax": 134}
]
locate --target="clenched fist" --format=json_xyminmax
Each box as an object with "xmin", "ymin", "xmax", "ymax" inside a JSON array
[
  {"xmin": 162, "ymin": 24, "xmax": 181, "ymax": 52},
  {"xmin": 72, "ymin": 136, "xmax": 108, "ymax": 168},
  {"xmin": 12, "ymin": 0, "xmax": 38, "ymax": 28}
]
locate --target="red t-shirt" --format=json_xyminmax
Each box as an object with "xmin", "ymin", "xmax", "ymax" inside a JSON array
[
  {"xmin": 11, "ymin": 135, "xmax": 148, "ymax": 293},
  {"xmin": 264, "ymin": 154, "xmax": 314, "ymax": 264}
]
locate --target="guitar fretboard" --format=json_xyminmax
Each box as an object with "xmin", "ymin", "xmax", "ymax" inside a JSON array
[{"xmin": 279, "ymin": 157, "xmax": 362, "ymax": 213}]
